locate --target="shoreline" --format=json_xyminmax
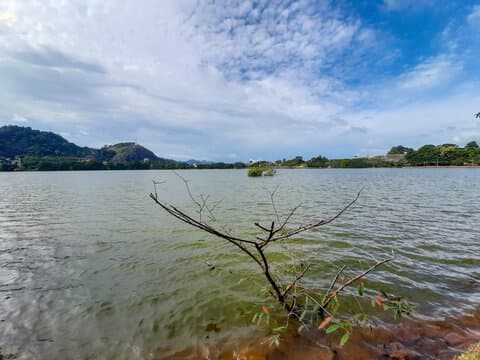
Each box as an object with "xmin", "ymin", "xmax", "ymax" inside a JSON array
[{"xmin": 157, "ymin": 310, "xmax": 480, "ymax": 359}]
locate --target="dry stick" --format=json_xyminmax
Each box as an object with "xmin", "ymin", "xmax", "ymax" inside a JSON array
[
  {"xmin": 261, "ymin": 204, "xmax": 302, "ymax": 248},
  {"xmin": 322, "ymin": 254, "xmax": 395, "ymax": 309},
  {"xmin": 325, "ymin": 265, "xmax": 346, "ymax": 297},
  {"xmin": 149, "ymin": 194, "xmax": 263, "ymax": 269},
  {"xmin": 269, "ymin": 185, "xmax": 281, "ymax": 224},
  {"xmin": 272, "ymin": 204, "xmax": 301, "ymax": 236},
  {"xmin": 282, "ymin": 263, "xmax": 311, "ymax": 298},
  {"xmin": 268, "ymin": 187, "xmax": 364, "ymax": 243}
]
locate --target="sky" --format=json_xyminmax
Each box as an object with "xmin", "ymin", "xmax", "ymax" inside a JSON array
[{"xmin": 0, "ymin": 0, "xmax": 479, "ymax": 161}]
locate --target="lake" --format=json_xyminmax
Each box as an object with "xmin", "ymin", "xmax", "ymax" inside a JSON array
[{"xmin": 0, "ymin": 169, "xmax": 479, "ymax": 359}]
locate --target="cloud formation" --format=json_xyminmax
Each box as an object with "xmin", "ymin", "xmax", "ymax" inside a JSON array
[{"xmin": 0, "ymin": 0, "xmax": 479, "ymax": 160}]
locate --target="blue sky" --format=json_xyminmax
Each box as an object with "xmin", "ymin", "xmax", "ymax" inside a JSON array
[{"xmin": 0, "ymin": 0, "xmax": 479, "ymax": 161}]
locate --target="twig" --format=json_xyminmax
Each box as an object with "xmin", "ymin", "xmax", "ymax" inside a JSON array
[
  {"xmin": 322, "ymin": 253, "xmax": 395, "ymax": 308},
  {"xmin": 325, "ymin": 265, "xmax": 346, "ymax": 297},
  {"xmin": 283, "ymin": 263, "xmax": 311, "ymax": 298},
  {"xmin": 267, "ymin": 186, "xmax": 364, "ymax": 243}
]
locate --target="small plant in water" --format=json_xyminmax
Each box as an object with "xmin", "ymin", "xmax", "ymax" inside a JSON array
[
  {"xmin": 247, "ymin": 166, "xmax": 276, "ymax": 177},
  {"xmin": 150, "ymin": 176, "xmax": 409, "ymax": 349}
]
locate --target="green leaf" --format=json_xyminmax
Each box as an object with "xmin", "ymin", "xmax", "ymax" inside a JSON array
[
  {"xmin": 358, "ymin": 285, "xmax": 364, "ymax": 296},
  {"xmin": 325, "ymin": 324, "xmax": 341, "ymax": 334},
  {"xmin": 299, "ymin": 310, "xmax": 307, "ymax": 321},
  {"xmin": 340, "ymin": 332, "xmax": 350, "ymax": 347},
  {"xmin": 273, "ymin": 326, "xmax": 286, "ymax": 332},
  {"xmin": 252, "ymin": 313, "xmax": 258, "ymax": 323}
]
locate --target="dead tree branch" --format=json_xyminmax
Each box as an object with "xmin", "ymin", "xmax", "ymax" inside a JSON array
[
  {"xmin": 322, "ymin": 252, "xmax": 395, "ymax": 309},
  {"xmin": 150, "ymin": 182, "xmax": 392, "ymax": 317}
]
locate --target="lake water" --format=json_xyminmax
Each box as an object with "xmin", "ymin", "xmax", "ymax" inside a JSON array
[{"xmin": 0, "ymin": 169, "xmax": 479, "ymax": 359}]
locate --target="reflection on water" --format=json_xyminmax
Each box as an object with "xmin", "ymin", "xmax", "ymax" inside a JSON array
[{"xmin": 0, "ymin": 169, "xmax": 479, "ymax": 359}]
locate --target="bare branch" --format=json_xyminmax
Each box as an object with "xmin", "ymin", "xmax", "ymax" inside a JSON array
[
  {"xmin": 254, "ymin": 222, "xmax": 271, "ymax": 232},
  {"xmin": 268, "ymin": 185, "xmax": 281, "ymax": 224},
  {"xmin": 282, "ymin": 263, "xmax": 311, "ymax": 298},
  {"xmin": 267, "ymin": 186, "xmax": 364, "ymax": 243},
  {"xmin": 260, "ymin": 204, "xmax": 302, "ymax": 248},
  {"xmin": 322, "ymin": 252, "xmax": 395, "ymax": 308},
  {"xmin": 325, "ymin": 265, "xmax": 346, "ymax": 297},
  {"xmin": 149, "ymin": 193, "xmax": 262, "ymax": 269},
  {"xmin": 152, "ymin": 180, "xmax": 166, "ymax": 198},
  {"xmin": 255, "ymin": 243, "xmax": 285, "ymax": 305}
]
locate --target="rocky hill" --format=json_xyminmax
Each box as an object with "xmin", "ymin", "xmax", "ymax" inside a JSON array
[{"xmin": 103, "ymin": 142, "xmax": 158, "ymax": 163}]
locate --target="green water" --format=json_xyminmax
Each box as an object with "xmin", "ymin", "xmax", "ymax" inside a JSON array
[{"xmin": 0, "ymin": 169, "xmax": 479, "ymax": 359}]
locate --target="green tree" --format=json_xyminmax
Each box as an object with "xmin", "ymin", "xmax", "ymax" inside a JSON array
[
  {"xmin": 405, "ymin": 145, "xmax": 440, "ymax": 165},
  {"xmin": 306, "ymin": 155, "xmax": 329, "ymax": 168},
  {"xmin": 282, "ymin": 156, "xmax": 305, "ymax": 167},
  {"xmin": 466, "ymin": 141, "xmax": 479, "ymax": 149}
]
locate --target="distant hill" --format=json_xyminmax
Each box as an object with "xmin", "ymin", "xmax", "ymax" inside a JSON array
[
  {"xmin": 103, "ymin": 142, "xmax": 158, "ymax": 163},
  {"xmin": 0, "ymin": 125, "xmax": 96, "ymax": 159},
  {"xmin": 0, "ymin": 125, "xmax": 160, "ymax": 164}
]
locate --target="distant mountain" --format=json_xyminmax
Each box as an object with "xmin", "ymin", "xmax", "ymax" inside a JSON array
[
  {"xmin": 103, "ymin": 142, "xmax": 158, "ymax": 163},
  {"xmin": 0, "ymin": 125, "xmax": 162, "ymax": 164}
]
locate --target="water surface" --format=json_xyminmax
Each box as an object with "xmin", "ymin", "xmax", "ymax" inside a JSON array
[{"xmin": 0, "ymin": 169, "xmax": 479, "ymax": 359}]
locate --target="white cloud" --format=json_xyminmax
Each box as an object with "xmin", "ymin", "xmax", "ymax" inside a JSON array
[
  {"xmin": 398, "ymin": 56, "xmax": 462, "ymax": 90},
  {"xmin": 12, "ymin": 113, "xmax": 28, "ymax": 123},
  {"xmin": 0, "ymin": 0, "xmax": 478, "ymax": 160},
  {"xmin": 453, "ymin": 131, "xmax": 480, "ymax": 145},
  {"xmin": 341, "ymin": 89, "xmax": 480, "ymax": 155},
  {"xmin": 383, "ymin": 0, "xmax": 434, "ymax": 11},
  {"xmin": 0, "ymin": 0, "xmax": 371, "ymax": 159},
  {"xmin": 468, "ymin": 5, "xmax": 480, "ymax": 26}
]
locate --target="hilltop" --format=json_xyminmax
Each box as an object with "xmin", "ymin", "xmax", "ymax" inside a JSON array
[
  {"xmin": 0, "ymin": 125, "xmax": 97, "ymax": 159},
  {"xmin": 103, "ymin": 142, "xmax": 158, "ymax": 163},
  {"xmin": 0, "ymin": 125, "xmax": 171, "ymax": 170}
]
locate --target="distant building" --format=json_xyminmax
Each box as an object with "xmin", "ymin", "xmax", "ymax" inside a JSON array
[
  {"xmin": 384, "ymin": 154, "xmax": 405, "ymax": 162},
  {"xmin": 11, "ymin": 156, "xmax": 23, "ymax": 168},
  {"xmin": 368, "ymin": 153, "xmax": 405, "ymax": 162}
]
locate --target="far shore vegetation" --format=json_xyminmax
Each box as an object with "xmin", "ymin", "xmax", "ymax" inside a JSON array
[{"xmin": 1, "ymin": 125, "xmax": 480, "ymax": 171}]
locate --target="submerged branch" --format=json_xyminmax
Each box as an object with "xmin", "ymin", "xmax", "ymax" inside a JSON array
[{"xmin": 322, "ymin": 253, "xmax": 395, "ymax": 308}]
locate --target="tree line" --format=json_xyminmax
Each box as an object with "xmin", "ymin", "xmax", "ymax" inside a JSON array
[
  {"xmin": 273, "ymin": 141, "xmax": 480, "ymax": 168},
  {"xmin": 2, "ymin": 141, "xmax": 479, "ymax": 171}
]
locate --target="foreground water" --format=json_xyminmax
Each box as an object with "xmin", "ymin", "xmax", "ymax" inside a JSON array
[{"xmin": 0, "ymin": 169, "xmax": 479, "ymax": 359}]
